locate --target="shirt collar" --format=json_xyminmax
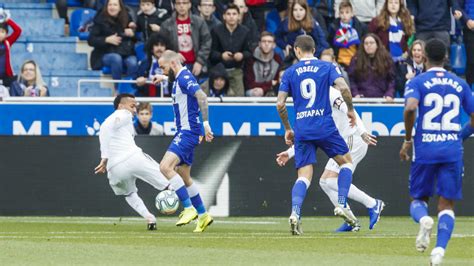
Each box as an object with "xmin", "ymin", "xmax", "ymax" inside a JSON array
[
  {"xmin": 175, "ymin": 66, "xmax": 187, "ymax": 78},
  {"xmin": 427, "ymin": 67, "xmax": 446, "ymax": 72},
  {"xmin": 300, "ymin": 57, "xmax": 318, "ymax": 61}
]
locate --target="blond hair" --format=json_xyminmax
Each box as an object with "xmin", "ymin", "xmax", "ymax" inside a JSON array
[{"xmin": 19, "ymin": 60, "xmax": 47, "ymax": 88}]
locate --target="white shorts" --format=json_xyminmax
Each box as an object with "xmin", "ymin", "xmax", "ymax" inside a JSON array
[
  {"xmin": 325, "ymin": 134, "xmax": 368, "ymax": 174},
  {"xmin": 107, "ymin": 152, "xmax": 169, "ymax": 196}
]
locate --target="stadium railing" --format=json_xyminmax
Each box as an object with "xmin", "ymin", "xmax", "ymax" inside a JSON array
[{"xmin": 75, "ymin": 78, "xmax": 405, "ymax": 103}]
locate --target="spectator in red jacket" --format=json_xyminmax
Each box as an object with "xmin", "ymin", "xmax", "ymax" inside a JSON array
[
  {"xmin": 244, "ymin": 31, "xmax": 282, "ymax": 97},
  {"xmin": 0, "ymin": 15, "xmax": 22, "ymax": 88}
]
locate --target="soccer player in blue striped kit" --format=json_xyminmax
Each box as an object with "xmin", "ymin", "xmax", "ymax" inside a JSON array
[
  {"xmin": 400, "ymin": 39, "xmax": 474, "ymax": 265},
  {"xmin": 276, "ymin": 35, "xmax": 375, "ymax": 235},
  {"xmin": 153, "ymin": 50, "xmax": 214, "ymax": 233}
]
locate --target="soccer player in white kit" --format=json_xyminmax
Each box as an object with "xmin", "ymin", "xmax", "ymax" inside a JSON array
[
  {"xmin": 276, "ymin": 87, "xmax": 385, "ymax": 232},
  {"xmin": 94, "ymin": 94, "xmax": 170, "ymax": 230}
]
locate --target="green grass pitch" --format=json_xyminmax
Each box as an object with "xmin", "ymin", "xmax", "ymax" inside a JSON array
[{"xmin": 0, "ymin": 216, "xmax": 472, "ymax": 265}]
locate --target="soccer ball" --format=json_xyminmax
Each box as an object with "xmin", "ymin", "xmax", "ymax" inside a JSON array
[{"xmin": 155, "ymin": 190, "xmax": 180, "ymax": 215}]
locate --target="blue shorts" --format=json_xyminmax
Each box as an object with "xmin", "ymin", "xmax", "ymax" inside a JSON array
[
  {"xmin": 167, "ymin": 131, "xmax": 200, "ymax": 166},
  {"xmin": 294, "ymin": 130, "xmax": 349, "ymax": 169},
  {"xmin": 409, "ymin": 160, "xmax": 464, "ymax": 200}
]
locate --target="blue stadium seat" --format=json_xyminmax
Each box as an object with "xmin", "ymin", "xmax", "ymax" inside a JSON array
[
  {"xmin": 70, "ymin": 8, "xmax": 96, "ymax": 40},
  {"xmin": 15, "ymin": 37, "xmax": 77, "ymax": 53},
  {"xmin": 12, "ymin": 52, "xmax": 88, "ymax": 71},
  {"xmin": 46, "ymin": 70, "xmax": 111, "ymax": 97},
  {"xmin": 266, "ymin": 9, "xmax": 281, "ymax": 34},
  {"xmin": 135, "ymin": 43, "xmax": 146, "ymax": 62},
  {"xmin": 102, "ymin": 66, "xmax": 111, "ymax": 75},
  {"xmin": 117, "ymin": 77, "xmax": 136, "ymax": 95},
  {"xmin": 5, "ymin": 3, "xmax": 54, "ymax": 18},
  {"xmin": 46, "ymin": 0, "xmax": 83, "ymax": 7},
  {"xmin": 274, "ymin": 46, "xmax": 285, "ymax": 61},
  {"xmin": 450, "ymin": 42, "xmax": 467, "ymax": 76},
  {"xmin": 2, "ymin": 0, "xmax": 41, "ymax": 3},
  {"xmin": 123, "ymin": 0, "xmax": 140, "ymax": 6},
  {"xmin": 14, "ymin": 18, "xmax": 65, "ymax": 37}
]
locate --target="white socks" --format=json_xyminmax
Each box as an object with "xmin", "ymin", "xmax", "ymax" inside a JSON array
[
  {"xmin": 320, "ymin": 178, "xmax": 377, "ymax": 208},
  {"xmin": 125, "ymin": 192, "xmax": 155, "ymax": 223},
  {"xmin": 187, "ymin": 183, "xmax": 200, "ymax": 198},
  {"xmin": 319, "ymin": 178, "xmax": 339, "ymax": 207}
]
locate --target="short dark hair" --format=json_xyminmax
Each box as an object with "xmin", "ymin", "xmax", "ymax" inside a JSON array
[
  {"xmin": 339, "ymin": 0, "xmax": 353, "ymax": 11},
  {"xmin": 113, "ymin": 94, "xmax": 135, "ymax": 110},
  {"xmin": 225, "ymin": 3, "xmax": 240, "ymax": 14},
  {"xmin": 140, "ymin": 0, "xmax": 155, "ymax": 3},
  {"xmin": 425, "ymin": 39, "xmax": 446, "ymax": 65},
  {"xmin": 294, "ymin": 35, "xmax": 315, "ymax": 53},
  {"xmin": 260, "ymin": 31, "xmax": 275, "ymax": 41},
  {"xmin": 137, "ymin": 102, "xmax": 153, "ymax": 113}
]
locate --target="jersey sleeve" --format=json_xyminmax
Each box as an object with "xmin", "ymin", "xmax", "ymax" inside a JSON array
[
  {"xmin": 462, "ymin": 84, "xmax": 474, "ymax": 115},
  {"xmin": 404, "ymin": 79, "xmax": 420, "ymax": 101},
  {"xmin": 278, "ymin": 69, "xmax": 291, "ymax": 93},
  {"xmin": 98, "ymin": 124, "xmax": 111, "ymax": 159},
  {"xmin": 179, "ymin": 75, "xmax": 200, "ymax": 96},
  {"xmin": 330, "ymin": 88, "xmax": 347, "ymax": 114},
  {"xmin": 329, "ymin": 63, "xmax": 343, "ymax": 85},
  {"xmin": 355, "ymin": 111, "xmax": 368, "ymax": 136}
]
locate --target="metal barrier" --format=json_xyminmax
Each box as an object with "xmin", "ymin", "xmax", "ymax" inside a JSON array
[{"xmin": 76, "ymin": 79, "xmax": 160, "ymax": 97}]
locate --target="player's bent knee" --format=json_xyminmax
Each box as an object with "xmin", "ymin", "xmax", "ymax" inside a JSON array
[
  {"xmin": 340, "ymin": 163, "xmax": 354, "ymax": 172},
  {"xmin": 159, "ymin": 163, "xmax": 173, "ymax": 177},
  {"xmin": 438, "ymin": 197, "xmax": 455, "ymax": 212}
]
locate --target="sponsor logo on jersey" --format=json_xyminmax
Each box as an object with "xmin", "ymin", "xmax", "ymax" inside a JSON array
[
  {"xmin": 296, "ymin": 109, "xmax": 325, "ymax": 119},
  {"xmin": 421, "ymin": 133, "xmax": 459, "ymax": 143}
]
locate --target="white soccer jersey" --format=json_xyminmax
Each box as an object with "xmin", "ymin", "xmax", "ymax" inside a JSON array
[
  {"xmin": 99, "ymin": 109, "xmax": 142, "ymax": 170},
  {"xmin": 329, "ymin": 87, "xmax": 367, "ymax": 139}
]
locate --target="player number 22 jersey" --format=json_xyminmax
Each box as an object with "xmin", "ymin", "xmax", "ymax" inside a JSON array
[{"xmin": 404, "ymin": 67, "xmax": 474, "ymax": 163}]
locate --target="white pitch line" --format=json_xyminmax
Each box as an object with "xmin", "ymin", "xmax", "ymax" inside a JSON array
[
  {"xmin": 0, "ymin": 235, "xmax": 472, "ymax": 240},
  {"xmin": 0, "ymin": 232, "xmax": 472, "ymax": 239},
  {"xmin": 0, "ymin": 219, "xmax": 280, "ymax": 225}
]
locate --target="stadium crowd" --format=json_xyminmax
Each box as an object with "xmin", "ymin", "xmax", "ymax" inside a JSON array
[{"xmin": 0, "ymin": 0, "xmax": 473, "ymax": 98}]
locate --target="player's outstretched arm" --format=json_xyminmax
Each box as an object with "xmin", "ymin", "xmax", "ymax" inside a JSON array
[
  {"xmin": 195, "ymin": 89, "xmax": 214, "ymax": 142},
  {"xmin": 400, "ymin": 98, "xmax": 418, "ymax": 161},
  {"xmin": 334, "ymin": 77, "xmax": 356, "ymax": 127},
  {"xmin": 276, "ymin": 91, "xmax": 294, "ymax": 145}
]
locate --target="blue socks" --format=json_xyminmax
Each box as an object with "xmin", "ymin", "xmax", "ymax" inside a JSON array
[
  {"xmin": 410, "ymin": 200, "xmax": 429, "ymax": 223},
  {"xmin": 187, "ymin": 183, "xmax": 206, "ymax": 215},
  {"xmin": 337, "ymin": 164, "xmax": 353, "ymax": 206},
  {"xmin": 291, "ymin": 177, "xmax": 310, "ymax": 218},
  {"xmin": 169, "ymin": 175, "xmax": 192, "ymax": 208},
  {"xmin": 436, "ymin": 210, "xmax": 455, "ymax": 249}
]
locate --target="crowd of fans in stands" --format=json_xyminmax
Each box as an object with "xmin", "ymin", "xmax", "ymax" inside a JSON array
[{"xmin": 0, "ymin": 0, "xmax": 473, "ymax": 98}]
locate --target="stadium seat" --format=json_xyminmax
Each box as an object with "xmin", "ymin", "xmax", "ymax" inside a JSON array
[
  {"xmin": 45, "ymin": 0, "xmax": 83, "ymax": 7},
  {"xmin": 70, "ymin": 8, "xmax": 96, "ymax": 40},
  {"xmin": 12, "ymin": 52, "xmax": 88, "ymax": 71},
  {"xmin": 102, "ymin": 66, "xmax": 111, "ymax": 75},
  {"xmin": 117, "ymin": 77, "xmax": 136, "ymax": 95},
  {"xmin": 2, "ymin": 0, "xmax": 41, "ymax": 3},
  {"xmin": 45, "ymin": 70, "xmax": 110, "ymax": 97},
  {"xmin": 122, "ymin": 0, "xmax": 140, "ymax": 6},
  {"xmin": 450, "ymin": 42, "xmax": 467, "ymax": 76},
  {"xmin": 15, "ymin": 37, "xmax": 77, "ymax": 53},
  {"xmin": 14, "ymin": 18, "xmax": 65, "ymax": 37},
  {"xmin": 135, "ymin": 43, "xmax": 146, "ymax": 62},
  {"xmin": 266, "ymin": 9, "xmax": 281, "ymax": 34},
  {"xmin": 5, "ymin": 2, "xmax": 53, "ymax": 18},
  {"xmin": 274, "ymin": 46, "xmax": 285, "ymax": 61}
]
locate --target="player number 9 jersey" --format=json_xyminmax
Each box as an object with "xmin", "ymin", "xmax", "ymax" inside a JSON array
[{"xmin": 279, "ymin": 58, "xmax": 342, "ymax": 141}]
